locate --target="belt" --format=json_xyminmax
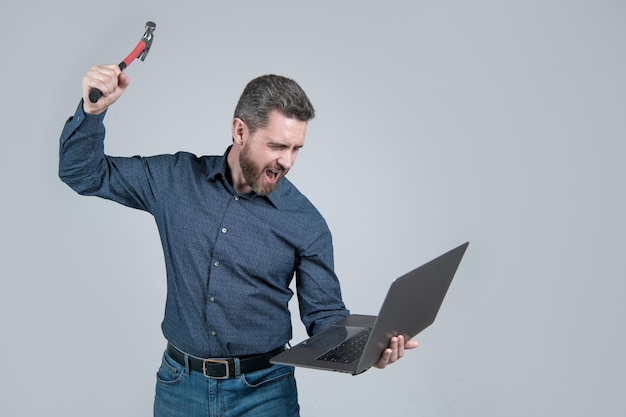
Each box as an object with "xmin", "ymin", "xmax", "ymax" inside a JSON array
[{"xmin": 166, "ymin": 343, "xmax": 284, "ymax": 379}]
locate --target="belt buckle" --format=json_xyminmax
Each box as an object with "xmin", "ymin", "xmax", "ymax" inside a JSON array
[{"xmin": 202, "ymin": 359, "xmax": 230, "ymax": 379}]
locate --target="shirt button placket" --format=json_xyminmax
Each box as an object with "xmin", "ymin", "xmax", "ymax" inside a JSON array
[{"xmin": 213, "ymin": 226, "xmax": 227, "ymax": 268}]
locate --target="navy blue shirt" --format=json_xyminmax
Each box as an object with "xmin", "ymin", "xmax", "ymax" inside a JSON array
[{"xmin": 59, "ymin": 102, "xmax": 349, "ymax": 358}]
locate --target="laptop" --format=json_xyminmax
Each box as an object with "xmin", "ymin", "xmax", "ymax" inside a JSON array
[{"xmin": 271, "ymin": 242, "xmax": 469, "ymax": 375}]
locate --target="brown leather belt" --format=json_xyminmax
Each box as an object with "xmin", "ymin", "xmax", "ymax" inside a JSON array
[{"xmin": 166, "ymin": 343, "xmax": 284, "ymax": 379}]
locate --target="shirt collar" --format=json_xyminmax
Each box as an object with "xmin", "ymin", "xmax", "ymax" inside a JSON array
[
  {"xmin": 205, "ymin": 146, "xmax": 289, "ymax": 210},
  {"xmin": 205, "ymin": 146, "xmax": 230, "ymax": 182}
]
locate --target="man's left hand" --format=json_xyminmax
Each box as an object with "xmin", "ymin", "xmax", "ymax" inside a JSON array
[{"xmin": 373, "ymin": 335, "xmax": 419, "ymax": 369}]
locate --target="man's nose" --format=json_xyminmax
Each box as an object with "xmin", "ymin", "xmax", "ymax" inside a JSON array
[{"xmin": 277, "ymin": 150, "xmax": 296, "ymax": 170}]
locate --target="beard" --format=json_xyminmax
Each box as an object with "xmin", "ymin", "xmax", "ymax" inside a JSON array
[{"xmin": 239, "ymin": 144, "xmax": 284, "ymax": 196}]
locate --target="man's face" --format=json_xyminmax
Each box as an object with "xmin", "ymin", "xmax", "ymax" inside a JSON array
[{"xmin": 238, "ymin": 110, "xmax": 307, "ymax": 196}]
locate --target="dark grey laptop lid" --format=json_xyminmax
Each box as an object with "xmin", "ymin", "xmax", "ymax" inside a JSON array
[{"xmin": 355, "ymin": 242, "xmax": 469, "ymax": 374}]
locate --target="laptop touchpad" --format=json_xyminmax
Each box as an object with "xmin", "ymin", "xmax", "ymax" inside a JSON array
[{"xmin": 303, "ymin": 326, "xmax": 362, "ymax": 349}]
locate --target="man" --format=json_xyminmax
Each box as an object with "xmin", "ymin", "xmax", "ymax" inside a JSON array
[{"xmin": 59, "ymin": 64, "xmax": 418, "ymax": 416}]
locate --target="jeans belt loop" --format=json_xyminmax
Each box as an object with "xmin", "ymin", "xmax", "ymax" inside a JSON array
[
  {"xmin": 234, "ymin": 357, "xmax": 241, "ymax": 377},
  {"xmin": 184, "ymin": 353, "xmax": 191, "ymax": 376}
]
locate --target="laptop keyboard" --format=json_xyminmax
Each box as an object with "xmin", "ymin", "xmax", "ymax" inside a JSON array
[{"xmin": 316, "ymin": 326, "xmax": 373, "ymax": 364}]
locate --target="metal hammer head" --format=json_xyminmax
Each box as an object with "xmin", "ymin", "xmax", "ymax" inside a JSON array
[{"xmin": 139, "ymin": 21, "xmax": 157, "ymax": 61}]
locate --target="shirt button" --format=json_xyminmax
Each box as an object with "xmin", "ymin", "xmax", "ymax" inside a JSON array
[
  {"xmin": 209, "ymin": 296, "xmax": 215, "ymax": 302},
  {"xmin": 211, "ymin": 331, "xmax": 217, "ymax": 336},
  {"xmin": 234, "ymin": 196, "xmax": 240, "ymax": 201},
  {"xmin": 214, "ymin": 261, "xmax": 220, "ymax": 267},
  {"xmin": 221, "ymin": 227, "xmax": 227, "ymax": 234}
]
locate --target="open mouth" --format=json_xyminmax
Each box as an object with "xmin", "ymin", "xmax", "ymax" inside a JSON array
[{"xmin": 265, "ymin": 169, "xmax": 281, "ymax": 184}]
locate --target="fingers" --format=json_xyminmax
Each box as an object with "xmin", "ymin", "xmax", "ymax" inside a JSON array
[
  {"xmin": 396, "ymin": 335, "xmax": 405, "ymax": 359},
  {"xmin": 389, "ymin": 335, "xmax": 405, "ymax": 362},
  {"xmin": 372, "ymin": 335, "xmax": 419, "ymax": 369},
  {"xmin": 373, "ymin": 347, "xmax": 392, "ymax": 369},
  {"xmin": 373, "ymin": 336, "xmax": 400, "ymax": 369},
  {"xmin": 82, "ymin": 64, "xmax": 120, "ymax": 101},
  {"xmin": 405, "ymin": 338, "xmax": 420, "ymax": 349},
  {"xmin": 82, "ymin": 64, "xmax": 130, "ymax": 114}
]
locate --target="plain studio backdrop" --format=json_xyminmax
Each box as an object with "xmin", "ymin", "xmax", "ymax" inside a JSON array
[{"xmin": 1, "ymin": 1, "xmax": 624, "ymax": 416}]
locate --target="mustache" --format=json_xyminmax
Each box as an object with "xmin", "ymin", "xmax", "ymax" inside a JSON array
[{"xmin": 267, "ymin": 164, "xmax": 286, "ymax": 174}]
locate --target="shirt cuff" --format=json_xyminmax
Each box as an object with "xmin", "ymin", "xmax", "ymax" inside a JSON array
[{"xmin": 61, "ymin": 100, "xmax": 107, "ymax": 142}]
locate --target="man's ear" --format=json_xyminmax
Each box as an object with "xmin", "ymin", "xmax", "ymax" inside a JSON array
[{"xmin": 231, "ymin": 118, "xmax": 247, "ymax": 145}]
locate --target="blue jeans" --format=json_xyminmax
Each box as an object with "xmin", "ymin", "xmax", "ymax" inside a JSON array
[{"xmin": 154, "ymin": 349, "xmax": 300, "ymax": 417}]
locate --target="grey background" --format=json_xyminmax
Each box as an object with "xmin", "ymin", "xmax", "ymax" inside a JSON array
[{"xmin": 1, "ymin": 0, "xmax": 624, "ymax": 416}]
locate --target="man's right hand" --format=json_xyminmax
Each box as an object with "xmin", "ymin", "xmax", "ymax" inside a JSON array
[{"xmin": 82, "ymin": 64, "xmax": 130, "ymax": 115}]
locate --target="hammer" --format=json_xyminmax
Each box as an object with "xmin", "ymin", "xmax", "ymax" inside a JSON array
[{"xmin": 89, "ymin": 21, "xmax": 157, "ymax": 103}]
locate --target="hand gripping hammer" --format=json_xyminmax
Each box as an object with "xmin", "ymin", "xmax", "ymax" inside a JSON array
[{"xmin": 88, "ymin": 21, "xmax": 157, "ymax": 103}]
